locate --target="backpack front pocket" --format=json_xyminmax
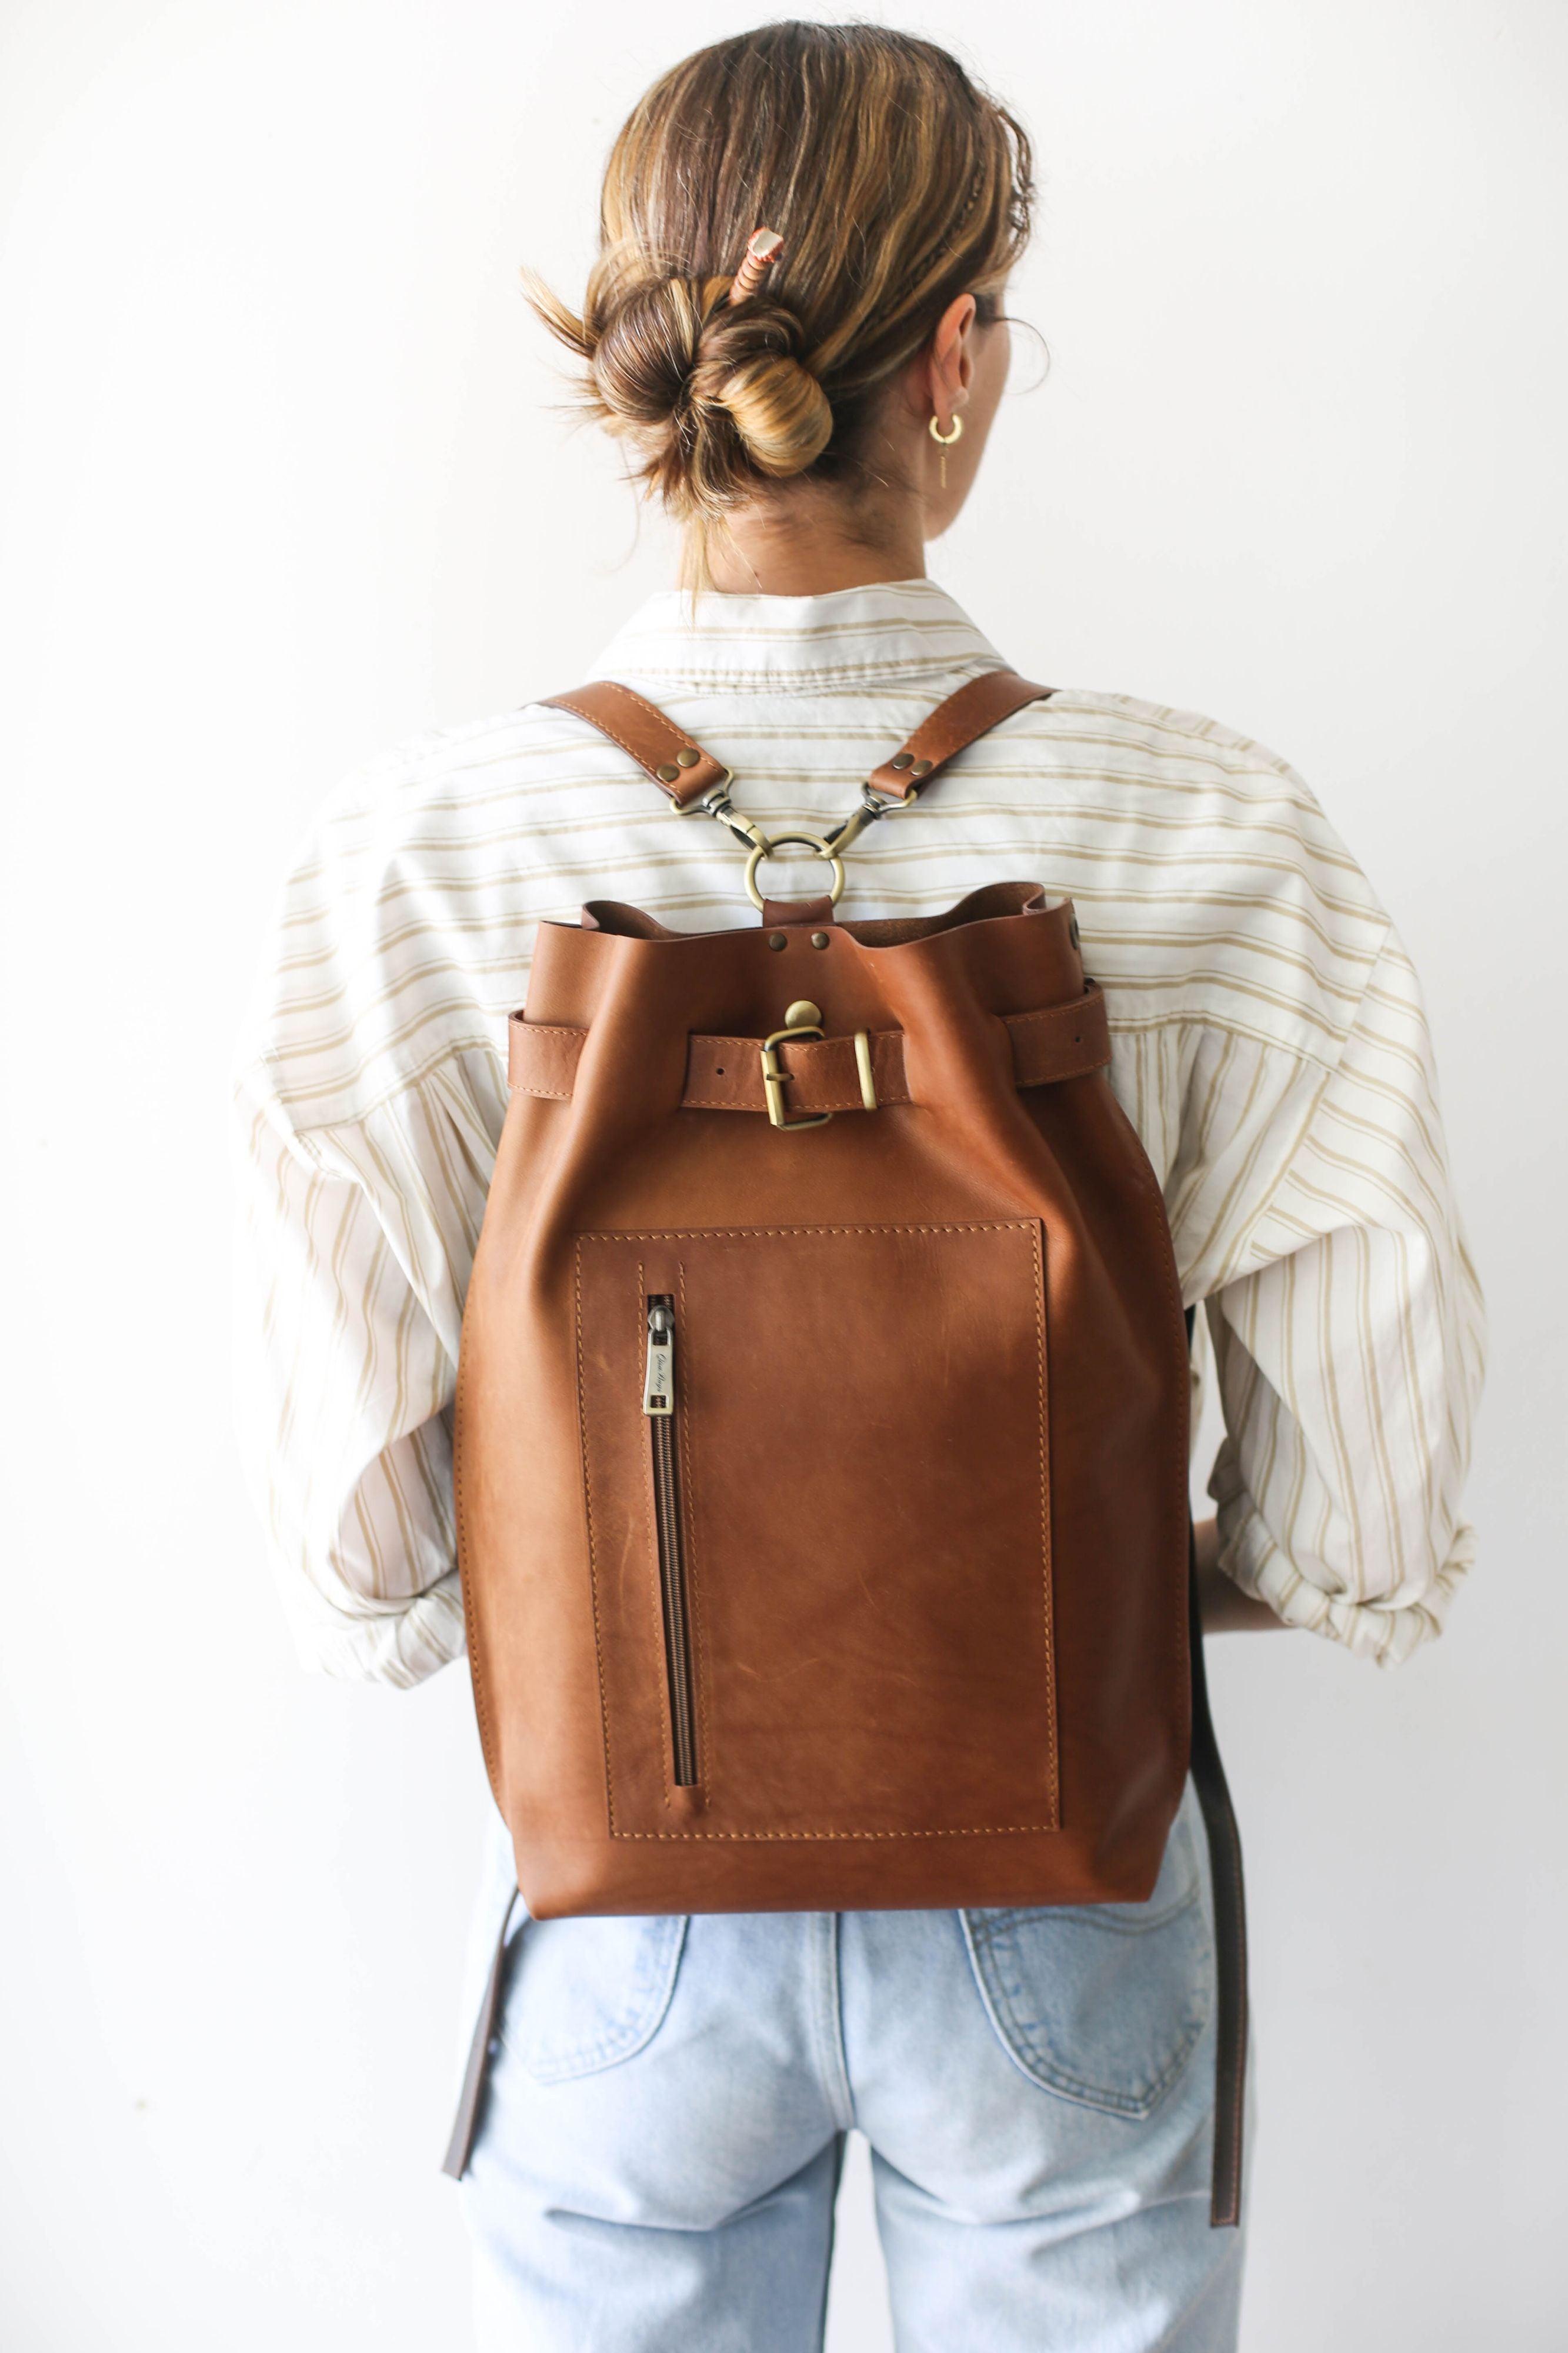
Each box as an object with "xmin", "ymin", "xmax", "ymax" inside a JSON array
[{"xmin": 575, "ymin": 1221, "xmax": 1059, "ymax": 1845}]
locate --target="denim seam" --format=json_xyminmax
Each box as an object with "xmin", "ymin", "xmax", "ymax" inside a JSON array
[
  {"xmin": 811, "ymin": 1914, "xmax": 856, "ymax": 2133},
  {"xmin": 970, "ymin": 1882, "xmax": 1201, "ymax": 1939}
]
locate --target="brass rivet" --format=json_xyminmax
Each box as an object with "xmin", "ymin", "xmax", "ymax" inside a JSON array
[
  {"xmin": 768, "ymin": 932, "xmax": 787, "ymax": 951},
  {"xmin": 785, "ymin": 999, "xmax": 822, "ymax": 1028},
  {"xmin": 655, "ymin": 762, "xmax": 680, "ymax": 783},
  {"xmin": 890, "ymin": 751, "xmax": 913, "ymax": 770},
  {"xmin": 810, "ymin": 931, "xmax": 830, "ymax": 949},
  {"xmin": 675, "ymin": 748, "xmax": 701, "ymax": 768},
  {"xmin": 910, "ymin": 757, "xmax": 933, "ymax": 778}
]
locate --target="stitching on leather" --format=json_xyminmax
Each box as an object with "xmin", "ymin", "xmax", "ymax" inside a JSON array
[
  {"xmin": 611, "ymin": 1822, "xmax": 1060, "ymax": 1839},
  {"xmin": 597, "ymin": 679, "xmax": 705, "ymax": 749},
  {"xmin": 1031, "ymin": 1219, "xmax": 1060, "ymax": 1827},
  {"xmin": 580, "ymin": 1222, "xmax": 1032, "ymax": 1241},
  {"xmin": 509, "ymin": 1021, "xmax": 583, "ymax": 1099},
  {"xmin": 869, "ymin": 679, "xmax": 1053, "ymax": 789},
  {"xmin": 553, "ymin": 696, "xmax": 688, "ymax": 795},
  {"xmin": 558, "ymin": 683, "xmax": 718, "ymax": 797},
  {"xmin": 574, "ymin": 1240, "xmax": 619, "ymax": 1832},
  {"xmin": 680, "ymin": 1091, "xmax": 882, "ymax": 1112}
]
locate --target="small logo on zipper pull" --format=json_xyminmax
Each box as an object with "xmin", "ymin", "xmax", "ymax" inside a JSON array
[{"xmin": 643, "ymin": 1299, "xmax": 675, "ymax": 1415}]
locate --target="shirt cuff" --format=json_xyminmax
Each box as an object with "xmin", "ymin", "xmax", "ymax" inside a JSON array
[
  {"xmin": 288, "ymin": 1572, "xmax": 468, "ymax": 1689},
  {"xmin": 1213, "ymin": 1494, "xmax": 1476, "ymax": 1667}
]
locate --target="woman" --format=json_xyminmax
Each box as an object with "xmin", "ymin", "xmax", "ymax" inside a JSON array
[{"xmin": 234, "ymin": 24, "xmax": 1482, "ymax": 2349}]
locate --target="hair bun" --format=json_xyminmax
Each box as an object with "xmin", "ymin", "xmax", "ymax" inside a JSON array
[
  {"xmin": 689, "ymin": 300, "xmax": 833, "ymax": 481},
  {"xmin": 582, "ymin": 272, "xmax": 831, "ymax": 516}
]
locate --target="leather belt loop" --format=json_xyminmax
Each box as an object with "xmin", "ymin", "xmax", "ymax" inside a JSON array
[{"xmin": 506, "ymin": 984, "xmax": 1111, "ymax": 1116}]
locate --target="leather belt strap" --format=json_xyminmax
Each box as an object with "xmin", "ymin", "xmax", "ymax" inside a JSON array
[
  {"xmin": 539, "ymin": 669, "xmax": 1054, "ymax": 815},
  {"xmin": 506, "ymin": 984, "xmax": 1110, "ymax": 1114}
]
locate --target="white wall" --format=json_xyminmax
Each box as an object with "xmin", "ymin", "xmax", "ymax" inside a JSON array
[{"xmin": 2, "ymin": 2, "xmax": 1563, "ymax": 2345}]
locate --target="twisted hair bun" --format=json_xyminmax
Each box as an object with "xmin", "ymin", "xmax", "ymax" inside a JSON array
[
  {"xmin": 539, "ymin": 269, "xmax": 833, "ymax": 520},
  {"xmin": 687, "ymin": 298, "xmax": 833, "ymax": 483}
]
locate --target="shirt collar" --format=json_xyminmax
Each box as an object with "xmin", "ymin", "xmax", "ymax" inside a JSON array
[{"xmin": 586, "ymin": 576, "xmax": 1007, "ymax": 693}]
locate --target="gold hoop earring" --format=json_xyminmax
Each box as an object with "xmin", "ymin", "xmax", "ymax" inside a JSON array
[{"xmin": 929, "ymin": 409, "xmax": 964, "ymax": 491}]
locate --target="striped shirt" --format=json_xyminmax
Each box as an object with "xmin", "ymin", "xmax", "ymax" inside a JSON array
[{"xmin": 232, "ymin": 578, "xmax": 1484, "ymax": 1687}]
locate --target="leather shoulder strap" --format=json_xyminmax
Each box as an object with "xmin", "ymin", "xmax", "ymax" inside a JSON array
[
  {"xmin": 539, "ymin": 681, "xmax": 730, "ymax": 810},
  {"xmin": 538, "ymin": 668, "xmax": 1055, "ymax": 811},
  {"xmin": 865, "ymin": 669, "xmax": 1055, "ymax": 802}
]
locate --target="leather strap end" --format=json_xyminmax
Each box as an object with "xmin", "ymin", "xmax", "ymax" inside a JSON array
[
  {"xmin": 441, "ymin": 1889, "xmax": 520, "ymax": 2182},
  {"xmin": 866, "ymin": 671, "xmax": 1055, "ymax": 802},
  {"xmin": 541, "ymin": 683, "xmax": 728, "ymax": 809}
]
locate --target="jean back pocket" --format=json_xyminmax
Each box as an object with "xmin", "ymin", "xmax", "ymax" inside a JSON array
[
  {"xmin": 502, "ymin": 1912, "xmax": 688, "ymax": 2084},
  {"xmin": 962, "ymin": 1798, "xmax": 1212, "ymax": 2118}
]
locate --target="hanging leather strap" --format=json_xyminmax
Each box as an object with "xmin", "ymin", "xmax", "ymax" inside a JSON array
[
  {"xmin": 1185, "ymin": 1311, "xmax": 1249, "ymax": 2229},
  {"xmin": 539, "ymin": 668, "xmax": 1055, "ymax": 812},
  {"xmin": 506, "ymin": 984, "xmax": 1110, "ymax": 1114},
  {"xmin": 441, "ymin": 1888, "xmax": 520, "ymax": 2181}
]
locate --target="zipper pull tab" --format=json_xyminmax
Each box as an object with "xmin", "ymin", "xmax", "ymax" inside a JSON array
[{"xmin": 643, "ymin": 1299, "xmax": 675, "ymax": 1416}]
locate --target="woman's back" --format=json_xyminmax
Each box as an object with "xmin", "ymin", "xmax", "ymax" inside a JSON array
[{"xmin": 236, "ymin": 574, "xmax": 1477, "ymax": 1684}]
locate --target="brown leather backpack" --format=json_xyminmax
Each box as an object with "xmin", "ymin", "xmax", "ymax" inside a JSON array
[{"xmin": 445, "ymin": 672, "xmax": 1246, "ymax": 2225}]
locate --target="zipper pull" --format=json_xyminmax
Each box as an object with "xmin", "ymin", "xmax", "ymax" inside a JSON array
[{"xmin": 643, "ymin": 1299, "xmax": 675, "ymax": 1416}]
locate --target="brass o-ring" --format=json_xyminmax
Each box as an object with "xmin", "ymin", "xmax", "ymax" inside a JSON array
[{"xmin": 742, "ymin": 829, "xmax": 846, "ymax": 912}]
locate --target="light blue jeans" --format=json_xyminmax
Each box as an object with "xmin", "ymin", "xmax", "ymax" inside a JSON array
[{"xmin": 457, "ymin": 1781, "xmax": 1246, "ymax": 2351}]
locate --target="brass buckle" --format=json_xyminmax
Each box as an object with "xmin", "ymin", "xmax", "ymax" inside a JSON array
[{"xmin": 760, "ymin": 1002, "xmax": 832, "ymax": 1131}]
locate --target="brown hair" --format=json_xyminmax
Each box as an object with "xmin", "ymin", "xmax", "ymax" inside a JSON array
[{"xmin": 528, "ymin": 24, "xmax": 1032, "ymax": 542}]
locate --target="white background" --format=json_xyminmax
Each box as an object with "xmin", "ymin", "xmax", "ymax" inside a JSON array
[{"xmin": 2, "ymin": 2, "xmax": 1563, "ymax": 2345}]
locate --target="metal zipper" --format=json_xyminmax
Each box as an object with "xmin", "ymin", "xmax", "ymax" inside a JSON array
[{"xmin": 643, "ymin": 1296, "xmax": 698, "ymax": 1787}]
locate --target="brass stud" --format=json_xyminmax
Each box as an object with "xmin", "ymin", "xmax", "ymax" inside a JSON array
[
  {"xmin": 910, "ymin": 757, "xmax": 933, "ymax": 778},
  {"xmin": 785, "ymin": 999, "xmax": 822, "ymax": 1028},
  {"xmin": 810, "ymin": 931, "xmax": 830, "ymax": 949},
  {"xmin": 655, "ymin": 762, "xmax": 680, "ymax": 783},
  {"xmin": 768, "ymin": 932, "xmax": 787, "ymax": 951},
  {"xmin": 675, "ymin": 748, "xmax": 701, "ymax": 768},
  {"xmin": 890, "ymin": 751, "xmax": 913, "ymax": 771}
]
